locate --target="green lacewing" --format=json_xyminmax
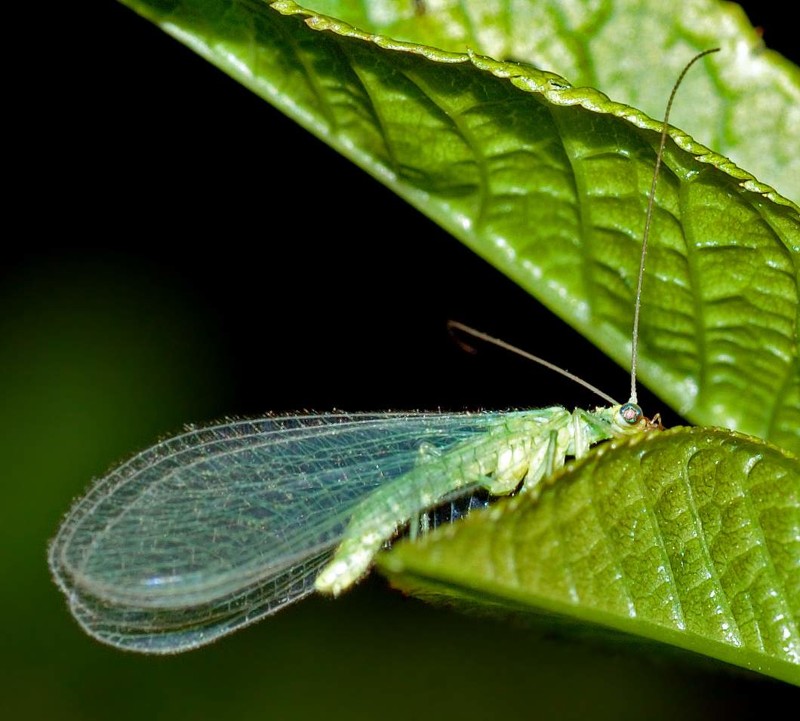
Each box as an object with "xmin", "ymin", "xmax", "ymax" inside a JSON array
[{"xmin": 48, "ymin": 50, "xmax": 717, "ymax": 654}]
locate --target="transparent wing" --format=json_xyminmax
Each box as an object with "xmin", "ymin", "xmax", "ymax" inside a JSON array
[{"xmin": 48, "ymin": 411, "xmax": 528, "ymax": 653}]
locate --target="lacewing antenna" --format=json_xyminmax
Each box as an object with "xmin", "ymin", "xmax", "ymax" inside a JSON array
[
  {"xmin": 451, "ymin": 48, "xmax": 720, "ymax": 413},
  {"xmin": 629, "ymin": 47, "xmax": 720, "ymax": 404}
]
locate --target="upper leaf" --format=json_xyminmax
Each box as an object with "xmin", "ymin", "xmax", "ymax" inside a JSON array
[
  {"xmin": 306, "ymin": 0, "xmax": 800, "ymax": 203},
  {"xmin": 119, "ymin": 0, "xmax": 799, "ymax": 453}
]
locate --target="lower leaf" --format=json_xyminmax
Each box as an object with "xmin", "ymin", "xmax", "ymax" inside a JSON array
[{"xmin": 378, "ymin": 427, "xmax": 800, "ymax": 685}]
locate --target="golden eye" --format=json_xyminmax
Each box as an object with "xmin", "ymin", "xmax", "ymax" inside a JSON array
[{"xmin": 619, "ymin": 402, "xmax": 643, "ymax": 426}]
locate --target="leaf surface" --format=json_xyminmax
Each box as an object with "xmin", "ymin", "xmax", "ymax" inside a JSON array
[
  {"xmin": 118, "ymin": 0, "xmax": 800, "ymax": 453},
  {"xmin": 379, "ymin": 427, "xmax": 800, "ymax": 685}
]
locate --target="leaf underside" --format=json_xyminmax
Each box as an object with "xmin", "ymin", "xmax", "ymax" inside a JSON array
[
  {"xmin": 379, "ymin": 426, "xmax": 800, "ymax": 685},
  {"xmin": 118, "ymin": 0, "xmax": 799, "ymax": 454}
]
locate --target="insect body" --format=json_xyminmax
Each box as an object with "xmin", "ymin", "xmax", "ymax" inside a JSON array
[
  {"xmin": 48, "ymin": 404, "xmax": 653, "ymax": 653},
  {"xmin": 315, "ymin": 402, "xmax": 653, "ymax": 595}
]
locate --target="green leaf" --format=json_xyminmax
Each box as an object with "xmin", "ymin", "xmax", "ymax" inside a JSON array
[
  {"xmin": 306, "ymin": 0, "xmax": 800, "ymax": 202},
  {"xmin": 117, "ymin": 0, "xmax": 799, "ymax": 454},
  {"xmin": 378, "ymin": 427, "xmax": 800, "ymax": 685}
]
